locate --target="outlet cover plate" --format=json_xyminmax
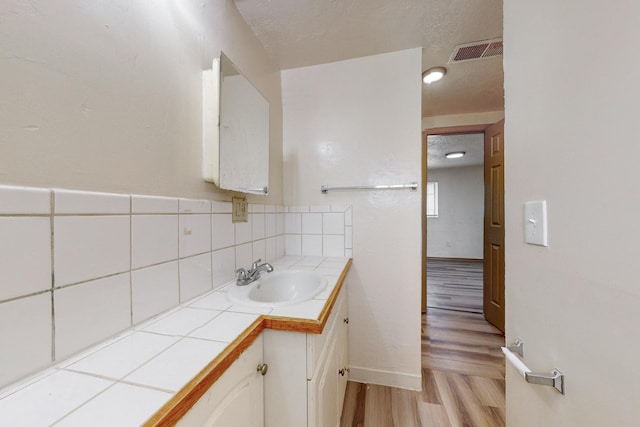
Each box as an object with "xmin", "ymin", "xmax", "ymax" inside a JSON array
[{"xmin": 232, "ymin": 196, "xmax": 248, "ymax": 223}]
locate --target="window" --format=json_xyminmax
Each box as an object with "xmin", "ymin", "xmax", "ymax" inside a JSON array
[{"xmin": 426, "ymin": 182, "xmax": 438, "ymax": 217}]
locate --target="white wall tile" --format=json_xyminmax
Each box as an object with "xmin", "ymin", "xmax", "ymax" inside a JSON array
[
  {"xmin": 65, "ymin": 331, "xmax": 179, "ymax": 380},
  {"xmin": 310, "ymin": 205, "xmax": 331, "ymax": 213},
  {"xmin": 289, "ymin": 206, "xmax": 309, "ymax": 213},
  {"xmin": 235, "ymin": 243, "xmax": 253, "ymax": 270},
  {"xmin": 302, "ymin": 213, "xmax": 322, "ymax": 234},
  {"xmin": 123, "ymin": 338, "xmax": 226, "ymax": 392},
  {"xmin": 323, "ymin": 235, "xmax": 345, "ymax": 257},
  {"xmin": 276, "ymin": 212, "xmax": 285, "ymax": 235},
  {"xmin": 54, "ymin": 216, "xmax": 130, "ymax": 286},
  {"xmin": 276, "ymin": 235, "xmax": 285, "ymax": 258},
  {"xmin": 264, "ymin": 205, "xmax": 276, "ymax": 213},
  {"xmin": 211, "ymin": 214, "xmax": 234, "ymax": 250},
  {"xmin": 179, "ymin": 254, "xmax": 212, "ymax": 302},
  {"xmin": 345, "ymin": 249, "xmax": 353, "ymax": 258},
  {"xmin": 54, "ymin": 189, "xmax": 129, "ymax": 214},
  {"xmin": 345, "ymin": 207, "xmax": 352, "ymax": 226},
  {"xmin": 285, "ymin": 235, "xmax": 301, "ymax": 256},
  {"xmin": 0, "ymin": 185, "xmax": 50, "ymax": 214},
  {"xmin": 0, "ymin": 217, "xmax": 51, "ymax": 301},
  {"xmin": 131, "ymin": 195, "xmax": 179, "ymax": 214},
  {"xmin": 265, "ymin": 213, "xmax": 277, "ymax": 237},
  {"xmin": 323, "ymin": 212, "xmax": 345, "ymax": 235},
  {"xmin": 0, "ymin": 370, "xmax": 112, "ymax": 427},
  {"xmin": 211, "ymin": 200, "xmax": 232, "ymax": 213},
  {"xmin": 55, "ymin": 274, "xmax": 131, "ymax": 360},
  {"xmin": 212, "ymin": 247, "xmax": 235, "ymax": 288},
  {"xmin": 132, "ymin": 215, "xmax": 178, "ymax": 269},
  {"xmin": 302, "ymin": 235, "xmax": 323, "ymax": 256},
  {"xmin": 330, "ymin": 205, "xmax": 350, "ymax": 213},
  {"xmin": 0, "ymin": 293, "xmax": 51, "ymax": 388},
  {"xmin": 285, "ymin": 213, "xmax": 301, "ymax": 234},
  {"xmin": 179, "ymin": 214, "xmax": 211, "ymax": 257},
  {"xmin": 252, "ymin": 239, "xmax": 266, "ymax": 263},
  {"xmin": 345, "ymin": 226, "xmax": 353, "ymax": 249},
  {"xmin": 179, "ymin": 198, "xmax": 210, "ymax": 214},
  {"xmin": 54, "ymin": 382, "xmax": 171, "ymax": 427},
  {"xmin": 252, "ymin": 213, "xmax": 265, "ymax": 240},
  {"xmin": 132, "ymin": 262, "xmax": 180, "ymax": 324},
  {"xmin": 235, "ymin": 216, "xmax": 252, "ymax": 244},
  {"xmin": 265, "ymin": 237, "xmax": 276, "ymax": 262},
  {"xmin": 249, "ymin": 204, "xmax": 265, "ymax": 213}
]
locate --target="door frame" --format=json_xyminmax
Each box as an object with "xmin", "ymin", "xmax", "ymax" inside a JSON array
[{"xmin": 421, "ymin": 124, "xmax": 492, "ymax": 312}]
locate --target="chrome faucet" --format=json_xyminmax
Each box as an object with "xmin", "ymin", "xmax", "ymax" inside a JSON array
[{"xmin": 236, "ymin": 259, "xmax": 274, "ymax": 286}]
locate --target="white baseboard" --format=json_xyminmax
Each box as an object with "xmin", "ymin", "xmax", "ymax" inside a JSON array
[{"xmin": 347, "ymin": 365, "xmax": 422, "ymax": 391}]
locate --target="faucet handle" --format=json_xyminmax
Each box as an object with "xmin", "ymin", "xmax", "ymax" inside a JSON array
[
  {"xmin": 251, "ymin": 259, "xmax": 262, "ymax": 270},
  {"xmin": 236, "ymin": 268, "xmax": 247, "ymax": 280}
]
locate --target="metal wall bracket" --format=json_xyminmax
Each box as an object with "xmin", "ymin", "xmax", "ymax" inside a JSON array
[
  {"xmin": 525, "ymin": 369, "xmax": 565, "ymax": 395},
  {"xmin": 507, "ymin": 339, "xmax": 524, "ymax": 357}
]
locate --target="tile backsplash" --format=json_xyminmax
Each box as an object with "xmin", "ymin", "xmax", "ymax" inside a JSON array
[{"xmin": 0, "ymin": 184, "xmax": 352, "ymax": 389}]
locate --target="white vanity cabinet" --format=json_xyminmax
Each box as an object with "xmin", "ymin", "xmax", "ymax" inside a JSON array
[
  {"xmin": 176, "ymin": 335, "xmax": 265, "ymax": 427},
  {"xmin": 264, "ymin": 286, "xmax": 349, "ymax": 427}
]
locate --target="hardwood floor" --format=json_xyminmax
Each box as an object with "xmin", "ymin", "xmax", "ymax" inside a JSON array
[
  {"xmin": 340, "ymin": 308, "xmax": 505, "ymax": 427},
  {"xmin": 427, "ymin": 258, "xmax": 483, "ymax": 314}
]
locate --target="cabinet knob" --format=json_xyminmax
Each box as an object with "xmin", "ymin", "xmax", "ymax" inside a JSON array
[
  {"xmin": 339, "ymin": 368, "xmax": 345, "ymax": 376},
  {"xmin": 343, "ymin": 317, "xmax": 349, "ymax": 324},
  {"xmin": 257, "ymin": 363, "xmax": 269, "ymax": 376}
]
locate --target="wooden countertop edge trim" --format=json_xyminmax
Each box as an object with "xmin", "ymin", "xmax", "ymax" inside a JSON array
[{"xmin": 144, "ymin": 258, "xmax": 352, "ymax": 427}]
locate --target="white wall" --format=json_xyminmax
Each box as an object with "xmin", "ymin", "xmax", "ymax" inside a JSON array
[
  {"xmin": 427, "ymin": 166, "xmax": 484, "ymax": 259},
  {"xmin": 505, "ymin": 1, "xmax": 640, "ymax": 425},
  {"xmin": 0, "ymin": 0, "xmax": 283, "ymax": 204},
  {"xmin": 282, "ymin": 48, "xmax": 423, "ymax": 390}
]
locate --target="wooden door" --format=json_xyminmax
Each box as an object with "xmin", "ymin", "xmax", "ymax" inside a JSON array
[{"xmin": 483, "ymin": 120, "xmax": 505, "ymax": 332}]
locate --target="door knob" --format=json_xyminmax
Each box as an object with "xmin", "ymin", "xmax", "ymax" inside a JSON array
[{"xmin": 257, "ymin": 363, "xmax": 268, "ymax": 376}]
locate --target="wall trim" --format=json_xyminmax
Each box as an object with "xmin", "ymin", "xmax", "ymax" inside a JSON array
[{"xmin": 347, "ymin": 365, "xmax": 422, "ymax": 391}]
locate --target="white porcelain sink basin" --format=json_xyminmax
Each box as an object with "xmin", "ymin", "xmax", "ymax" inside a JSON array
[{"xmin": 227, "ymin": 270, "xmax": 328, "ymax": 307}]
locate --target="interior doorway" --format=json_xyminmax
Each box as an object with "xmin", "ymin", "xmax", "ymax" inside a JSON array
[
  {"xmin": 422, "ymin": 121, "xmax": 504, "ymax": 330},
  {"xmin": 424, "ymin": 132, "xmax": 485, "ymax": 314}
]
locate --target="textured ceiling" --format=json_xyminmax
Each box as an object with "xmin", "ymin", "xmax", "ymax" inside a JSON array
[
  {"xmin": 233, "ymin": 0, "xmax": 504, "ymax": 118},
  {"xmin": 427, "ymin": 133, "xmax": 484, "ymax": 169}
]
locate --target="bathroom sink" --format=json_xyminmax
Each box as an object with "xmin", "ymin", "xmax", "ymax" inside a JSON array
[{"xmin": 227, "ymin": 270, "xmax": 328, "ymax": 307}]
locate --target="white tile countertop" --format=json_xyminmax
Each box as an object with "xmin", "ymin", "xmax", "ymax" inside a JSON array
[{"xmin": 0, "ymin": 256, "xmax": 351, "ymax": 427}]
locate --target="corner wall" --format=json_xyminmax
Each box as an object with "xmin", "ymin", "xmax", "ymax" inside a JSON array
[
  {"xmin": 0, "ymin": 0, "xmax": 283, "ymax": 204},
  {"xmin": 282, "ymin": 48, "xmax": 423, "ymax": 389},
  {"xmin": 505, "ymin": 1, "xmax": 640, "ymax": 425}
]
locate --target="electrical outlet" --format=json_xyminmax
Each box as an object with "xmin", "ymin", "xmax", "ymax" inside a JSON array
[{"xmin": 232, "ymin": 196, "xmax": 248, "ymax": 223}]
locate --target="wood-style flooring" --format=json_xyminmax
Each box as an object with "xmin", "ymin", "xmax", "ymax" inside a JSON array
[
  {"xmin": 427, "ymin": 258, "xmax": 483, "ymax": 314},
  {"xmin": 340, "ymin": 308, "xmax": 505, "ymax": 427}
]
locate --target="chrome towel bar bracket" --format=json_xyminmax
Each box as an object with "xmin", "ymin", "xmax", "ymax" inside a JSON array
[{"xmin": 502, "ymin": 339, "xmax": 565, "ymax": 395}]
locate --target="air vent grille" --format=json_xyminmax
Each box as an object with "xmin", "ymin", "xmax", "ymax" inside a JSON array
[{"xmin": 448, "ymin": 38, "xmax": 503, "ymax": 63}]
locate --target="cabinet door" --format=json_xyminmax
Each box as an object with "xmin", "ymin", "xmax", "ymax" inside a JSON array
[
  {"xmin": 177, "ymin": 336, "xmax": 264, "ymax": 427},
  {"xmin": 308, "ymin": 333, "xmax": 339, "ymax": 427},
  {"xmin": 335, "ymin": 296, "xmax": 349, "ymax": 417}
]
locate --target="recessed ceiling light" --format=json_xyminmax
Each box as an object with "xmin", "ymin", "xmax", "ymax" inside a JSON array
[
  {"xmin": 422, "ymin": 67, "xmax": 447, "ymax": 84},
  {"xmin": 445, "ymin": 151, "xmax": 465, "ymax": 159}
]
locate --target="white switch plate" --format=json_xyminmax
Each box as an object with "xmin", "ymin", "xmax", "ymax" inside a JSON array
[{"xmin": 524, "ymin": 200, "xmax": 548, "ymax": 246}]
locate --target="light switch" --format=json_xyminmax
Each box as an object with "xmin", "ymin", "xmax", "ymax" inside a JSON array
[{"xmin": 524, "ymin": 200, "xmax": 548, "ymax": 246}]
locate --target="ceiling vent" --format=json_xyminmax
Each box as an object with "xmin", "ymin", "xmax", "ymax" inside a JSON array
[{"xmin": 448, "ymin": 38, "xmax": 503, "ymax": 63}]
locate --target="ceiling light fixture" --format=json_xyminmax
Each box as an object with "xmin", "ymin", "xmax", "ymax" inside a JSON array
[
  {"xmin": 422, "ymin": 67, "xmax": 447, "ymax": 84},
  {"xmin": 445, "ymin": 151, "xmax": 465, "ymax": 159}
]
